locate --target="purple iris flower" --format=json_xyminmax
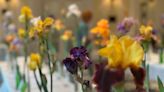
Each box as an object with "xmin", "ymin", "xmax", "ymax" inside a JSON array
[
  {"xmin": 70, "ymin": 46, "xmax": 92, "ymax": 69},
  {"xmin": 152, "ymin": 29, "xmax": 158, "ymax": 35},
  {"xmin": 12, "ymin": 38, "xmax": 22, "ymax": 45},
  {"xmin": 117, "ymin": 23, "xmax": 128, "ymax": 34},
  {"xmin": 63, "ymin": 58, "xmax": 78, "ymax": 74},
  {"xmin": 117, "ymin": 17, "xmax": 136, "ymax": 34}
]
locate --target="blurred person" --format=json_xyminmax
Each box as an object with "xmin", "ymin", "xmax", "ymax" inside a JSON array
[{"xmin": 77, "ymin": 10, "xmax": 92, "ymax": 46}]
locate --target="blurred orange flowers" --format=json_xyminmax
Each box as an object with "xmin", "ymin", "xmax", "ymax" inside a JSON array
[{"xmin": 90, "ymin": 19, "xmax": 110, "ymax": 46}]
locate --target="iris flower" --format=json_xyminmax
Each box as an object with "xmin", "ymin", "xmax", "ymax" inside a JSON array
[
  {"xmin": 90, "ymin": 19, "xmax": 110, "ymax": 46},
  {"xmin": 93, "ymin": 35, "xmax": 145, "ymax": 92},
  {"xmin": 117, "ymin": 17, "xmax": 136, "ymax": 34},
  {"xmin": 9, "ymin": 38, "xmax": 22, "ymax": 52},
  {"xmin": 60, "ymin": 30, "xmax": 73, "ymax": 41},
  {"xmin": 139, "ymin": 25, "xmax": 153, "ymax": 40},
  {"xmin": 63, "ymin": 58, "xmax": 78, "ymax": 74},
  {"xmin": 63, "ymin": 46, "xmax": 92, "ymax": 89},
  {"xmin": 28, "ymin": 53, "xmax": 41, "ymax": 71},
  {"xmin": 70, "ymin": 46, "xmax": 92, "ymax": 69},
  {"xmin": 93, "ymin": 62, "xmax": 125, "ymax": 92},
  {"xmin": 18, "ymin": 28, "xmax": 26, "ymax": 39},
  {"xmin": 98, "ymin": 35, "xmax": 144, "ymax": 69},
  {"xmin": 5, "ymin": 34, "xmax": 15, "ymax": 44},
  {"xmin": 63, "ymin": 46, "xmax": 92, "ymax": 73},
  {"xmin": 53, "ymin": 19, "xmax": 65, "ymax": 31},
  {"xmin": 19, "ymin": 6, "xmax": 33, "ymax": 23},
  {"xmin": 34, "ymin": 17, "xmax": 54, "ymax": 34}
]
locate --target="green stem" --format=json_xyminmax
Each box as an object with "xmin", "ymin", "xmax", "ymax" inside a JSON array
[
  {"xmin": 38, "ymin": 67, "xmax": 48, "ymax": 92},
  {"xmin": 144, "ymin": 52, "xmax": 150, "ymax": 92},
  {"xmin": 80, "ymin": 68, "xmax": 85, "ymax": 92},
  {"xmin": 45, "ymin": 39, "xmax": 53, "ymax": 92},
  {"xmin": 23, "ymin": 17, "xmax": 31, "ymax": 92},
  {"xmin": 160, "ymin": 48, "xmax": 163, "ymax": 64},
  {"xmin": 33, "ymin": 71, "xmax": 42, "ymax": 92}
]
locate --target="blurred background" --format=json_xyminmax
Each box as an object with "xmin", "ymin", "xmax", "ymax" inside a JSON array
[{"xmin": 0, "ymin": 0, "xmax": 164, "ymax": 92}]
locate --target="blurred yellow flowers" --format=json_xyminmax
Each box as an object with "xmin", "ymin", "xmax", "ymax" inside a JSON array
[
  {"xmin": 43, "ymin": 17, "xmax": 54, "ymax": 27},
  {"xmin": 29, "ymin": 28, "xmax": 35, "ymax": 38},
  {"xmin": 19, "ymin": 6, "xmax": 33, "ymax": 23},
  {"xmin": 53, "ymin": 19, "xmax": 65, "ymax": 31},
  {"xmin": 139, "ymin": 25, "xmax": 153, "ymax": 40},
  {"xmin": 18, "ymin": 28, "xmax": 26, "ymax": 39},
  {"xmin": 61, "ymin": 30, "xmax": 73, "ymax": 41},
  {"xmin": 90, "ymin": 19, "xmax": 110, "ymax": 46},
  {"xmin": 98, "ymin": 35, "xmax": 144, "ymax": 69},
  {"xmin": 28, "ymin": 53, "xmax": 41, "ymax": 70},
  {"xmin": 34, "ymin": 17, "xmax": 54, "ymax": 34}
]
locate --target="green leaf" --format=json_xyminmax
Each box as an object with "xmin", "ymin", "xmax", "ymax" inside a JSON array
[
  {"xmin": 145, "ymin": 64, "xmax": 150, "ymax": 92},
  {"xmin": 159, "ymin": 48, "xmax": 163, "ymax": 64},
  {"xmin": 142, "ymin": 40, "xmax": 149, "ymax": 53},
  {"xmin": 48, "ymin": 41, "xmax": 56, "ymax": 54},
  {"xmin": 113, "ymin": 83, "xmax": 124, "ymax": 92},
  {"xmin": 157, "ymin": 76, "xmax": 164, "ymax": 92},
  {"xmin": 21, "ymin": 81, "xmax": 27, "ymax": 92},
  {"xmin": 16, "ymin": 71, "xmax": 21, "ymax": 89}
]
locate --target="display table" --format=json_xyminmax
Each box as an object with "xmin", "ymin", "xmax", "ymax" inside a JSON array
[
  {"xmin": 0, "ymin": 57, "xmax": 75, "ymax": 92},
  {"xmin": 0, "ymin": 54, "xmax": 163, "ymax": 92}
]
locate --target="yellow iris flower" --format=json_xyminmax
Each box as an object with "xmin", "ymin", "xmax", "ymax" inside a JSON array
[
  {"xmin": 29, "ymin": 28, "xmax": 35, "ymax": 38},
  {"xmin": 98, "ymin": 35, "xmax": 144, "ymax": 69},
  {"xmin": 19, "ymin": 6, "xmax": 33, "ymax": 23},
  {"xmin": 34, "ymin": 17, "xmax": 54, "ymax": 34},
  {"xmin": 43, "ymin": 17, "xmax": 54, "ymax": 27},
  {"xmin": 139, "ymin": 25, "xmax": 153, "ymax": 40},
  {"xmin": 18, "ymin": 28, "xmax": 26, "ymax": 39},
  {"xmin": 28, "ymin": 53, "xmax": 41, "ymax": 70},
  {"xmin": 21, "ymin": 6, "xmax": 33, "ymax": 18}
]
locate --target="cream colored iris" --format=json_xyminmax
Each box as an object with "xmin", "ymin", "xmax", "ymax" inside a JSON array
[{"xmin": 98, "ymin": 35, "xmax": 144, "ymax": 69}]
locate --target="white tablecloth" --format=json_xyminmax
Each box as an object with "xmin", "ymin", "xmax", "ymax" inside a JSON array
[{"xmin": 0, "ymin": 57, "xmax": 75, "ymax": 92}]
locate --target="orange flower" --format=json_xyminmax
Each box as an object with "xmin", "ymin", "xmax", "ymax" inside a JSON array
[
  {"xmin": 97, "ymin": 19, "xmax": 109, "ymax": 29},
  {"xmin": 61, "ymin": 30, "xmax": 73, "ymax": 41},
  {"xmin": 5, "ymin": 35, "xmax": 15, "ymax": 44},
  {"xmin": 90, "ymin": 19, "xmax": 110, "ymax": 46}
]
